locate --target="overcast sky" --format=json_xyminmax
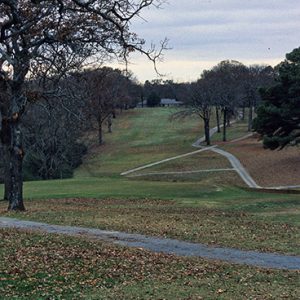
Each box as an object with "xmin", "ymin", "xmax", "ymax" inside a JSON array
[{"xmin": 112, "ymin": 0, "xmax": 300, "ymax": 82}]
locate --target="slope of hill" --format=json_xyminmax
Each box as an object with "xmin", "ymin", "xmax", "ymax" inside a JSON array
[{"xmin": 0, "ymin": 108, "xmax": 300, "ymax": 299}]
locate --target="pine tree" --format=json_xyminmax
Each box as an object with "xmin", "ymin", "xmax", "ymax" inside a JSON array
[{"xmin": 253, "ymin": 47, "xmax": 300, "ymax": 149}]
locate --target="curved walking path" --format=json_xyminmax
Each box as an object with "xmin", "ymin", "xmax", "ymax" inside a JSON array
[
  {"xmin": 122, "ymin": 124, "xmax": 300, "ymax": 190},
  {"xmin": 1, "ymin": 217, "xmax": 299, "ymax": 270},
  {"xmin": 122, "ymin": 125, "xmax": 259, "ymax": 188},
  {"xmin": 121, "ymin": 146, "xmax": 216, "ymax": 176},
  {"xmin": 191, "ymin": 125, "xmax": 260, "ymax": 188},
  {"xmin": 210, "ymin": 147, "xmax": 260, "ymax": 188}
]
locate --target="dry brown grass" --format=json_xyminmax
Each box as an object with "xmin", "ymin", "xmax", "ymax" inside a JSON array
[
  {"xmin": 2, "ymin": 197, "xmax": 299, "ymax": 255},
  {"xmin": 1, "ymin": 228, "xmax": 299, "ymax": 300},
  {"xmin": 146, "ymin": 151, "xmax": 231, "ymax": 173},
  {"xmin": 224, "ymin": 136, "xmax": 300, "ymax": 187}
]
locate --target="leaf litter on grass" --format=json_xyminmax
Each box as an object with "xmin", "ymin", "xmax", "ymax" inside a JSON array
[{"xmin": 0, "ymin": 228, "xmax": 299, "ymax": 299}]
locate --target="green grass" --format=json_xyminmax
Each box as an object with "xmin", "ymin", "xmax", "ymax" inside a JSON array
[
  {"xmin": 0, "ymin": 107, "xmax": 300, "ymax": 298},
  {"xmin": 2, "ymin": 195, "xmax": 300, "ymax": 256},
  {"xmin": 211, "ymin": 120, "xmax": 250, "ymax": 143},
  {"xmin": 141, "ymin": 150, "xmax": 232, "ymax": 173},
  {"xmin": 75, "ymin": 108, "xmax": 202, "ymax": 177},
  {"xmin": 0, "ymin": 176, "xmax": 245, "ymax": 201},
  {"xmin": 1, "ymin": 107, "xmax": 300, "ymax": 256}
]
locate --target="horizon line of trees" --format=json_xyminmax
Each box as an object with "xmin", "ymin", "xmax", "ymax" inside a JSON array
[
  {"xmin": 141, "ymin": 48, "xmax": 299, "ymax": 150},
  {"xmin": 0, "ymin": 54, "xmax": 296, "ymax": 188},
  {"xmin": 1, "ymin": 2, "xmax": 299, "ymax": 214},
  {"xmin": 175, "ymin": 60, "xmax": 275, "ymax": 145},
  {"xmin": 0, "ymin": 0, "xmax": 167, "ymax": 211},
  {"xmin": 140, "ymin": 61, "xmax": 275, "ymax": 145}
]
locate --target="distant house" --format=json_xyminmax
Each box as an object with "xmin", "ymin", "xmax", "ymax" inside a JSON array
[
  {"xmin": 160, "ymin": 98, "xmax": 183, "ymax": 107},
  {"xmin": 136, "ymin": 101, "xmax": 146, "ymax": 108},
  {"xmin": 136, "ymin": 98, "xmax": 183, "ymax": 108}
]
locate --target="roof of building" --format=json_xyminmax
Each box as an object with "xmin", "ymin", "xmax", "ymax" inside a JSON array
[{"xmin": 160, "ymin": 98, "xmax": 183, "ymax": 105}]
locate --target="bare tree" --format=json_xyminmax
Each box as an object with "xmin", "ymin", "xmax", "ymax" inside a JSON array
[
  {"xmin": 0, "ymin": 0, "xmax": 166, "ymax": 210},
  {"xmin": 22, "ymin": 82, "xmax": 87, "ymax": 180},
  {"xmin": 0, "ymin": 71, "xmax": 10, "ymax": 201},
  {"xmin": 240, "ymin": 65, "xmax": 275, "ymax": 131},
  {"xmin": 210, "ymin": 60, "xmax": 246, "ymax": 141},
  {"xmin": 172, "ymin": 74, "xmax": 214, "ymax": 146},
  {"xmin": 77, "ymin": 67, "xmax": 132, "ymax": 145}
]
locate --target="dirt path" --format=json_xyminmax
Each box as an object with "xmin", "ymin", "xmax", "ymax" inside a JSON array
[{"xmin": 1, "ymin": 217, "xmax": 299, "ymax": 270}]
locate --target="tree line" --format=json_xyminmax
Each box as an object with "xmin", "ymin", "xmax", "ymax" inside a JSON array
[
  {"xmin": 0, "ymin": 0, "xmax": 298, "ymax": 211},
  {"xmin": 142, "ymin": 60, "xmax": 275, "ymax": 145},
  {"xmin": 178, "ymin": 60, "xmax": 275, "ymax": 145},
  {"xmin": 142, "ymin": 50, "xmax": 299, "ymax": 150},
  {"xmin": 0, "ymin": 67, "xmax": 140, "ymax": 187},
  {"xmin": 0, "ymin": 0, "xmax": 166, "ymax": 211}
]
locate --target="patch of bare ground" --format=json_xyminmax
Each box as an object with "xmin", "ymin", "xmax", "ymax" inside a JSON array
[{"xmin": 223, "ymin": 136, "xmax": 300, "ymax": 187}]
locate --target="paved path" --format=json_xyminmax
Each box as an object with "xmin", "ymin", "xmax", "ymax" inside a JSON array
[
  {"xmin": 127, "ymin": 168, "xmax": 235, "ymax": 178},
  {"xmin": 192, "ymin": 126, "xmax": 220, "ymax": 147},
  {"xmin": 121, "ymin": 146, "xmax": 216, "ymax": 176},
  {"xmin": 1, "ymin": 217, "xmax": 299, "ymax": 270},
  {"xmin": 121, "ymin": 124, "xmax": 260, "ymax": 189},
  {"xmin": 121, "ymin": 124, "xmax": 300, "ymax": 190},
  {"xmin": 210, "ymin": 147, "xmax": 260, "ymax": 188},
  {"xmin": 191, "ymin": 125, "xmax": 260, "ymax": 188},
  {"xmin": 265, "ymin": 185, "xmax": 300, "ymax": 190}
]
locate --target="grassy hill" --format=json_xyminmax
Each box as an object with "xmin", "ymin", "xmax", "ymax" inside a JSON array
[
  {"xmin": 0, "ymin": 108, "xmax": 300, "ymax": 299},
  {"xmin": 0, "ymin": 108, "xmax": 300, "ymax": 231},
  {"xmin": 0, "ymin": 108, "xmax": 237, "ymax": 200},
  {"xmin": 0, "ymin": 108, "xmax": 251, "ymax": 199},
  {"xmin": 75, "ymin": 108, "xmax": 202, "ymax": 177}
]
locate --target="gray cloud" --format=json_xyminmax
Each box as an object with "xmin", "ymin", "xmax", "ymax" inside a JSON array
[{"xmin": 127, "ymin": 0, "xmax": 300, "ymax": 81}]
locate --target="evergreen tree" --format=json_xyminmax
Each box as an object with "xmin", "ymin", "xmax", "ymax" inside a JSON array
[
  {"xmin": 147, "ymin": 92, "xmax": 161, "ymax": 107},
  {"xmin": 253, "ymin": 47, "xmax": 300, "ymax": 149}
]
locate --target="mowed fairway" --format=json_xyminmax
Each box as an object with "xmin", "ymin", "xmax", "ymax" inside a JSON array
[{"xmin": 0, "ymin": 108, "xmax": 299, "ymax": 299}]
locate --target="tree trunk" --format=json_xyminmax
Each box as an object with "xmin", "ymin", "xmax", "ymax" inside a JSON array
[
  {"xmin": 2, "ymin": 59, "xmax": 29, "ymax": 210},
  {"xmin": 242, "ymin": 105, "xmax": 245, "ymax": 120},
  {"xmin": 248, "ymin": 105, "xmax": 253, "ymax": 131},
  {"xmin": 3, "ymin": 145, "xmax": 10, "ymax": 201},
  {"xmin": 107, "ymin": 114, "xmax": 112, "ymax": 133},
  {"xmin": 216, "ymin": 107, "xmax": 221, "ymax": 133},
  {"xmin": 1, "ymin": 115, "xmax": 23, "ymax": 208},
  {"xmin": 7, "ymin": 119, "xmax": 25, "ymax": 211},
  {"xmin": 204, "ymin": 118, "xmax": 210, "ymax": 146},
  {"xmin": 98, "ymin": 118, "xmax": 103, "ymax": 145},
  {"xmin": 0, "ymin": 143, "xmax": 9, "ymax": 201},
  {"xmin": 223, "ymin": 108, "xmax": 227, "ymax": 142},
  {"xmin": 227, "ymin": 111, "xmax": 231, "ymax": 127}
]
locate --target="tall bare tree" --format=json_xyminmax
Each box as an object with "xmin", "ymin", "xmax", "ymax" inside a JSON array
[
  {"xmin": 171, "ymin": 71, "xmax": 215, "ymax": 146},
  {"xmin": 210, "ymin": 60, "xmax": 246, "ymax": 141},
  {"xmin": 0, "ymin": 0, "xmax": 166, "ymax": 210},
  {"xmin": 76, "ymin": 67, "xmax": 134, "ymax": 145},
  {"xmin": 240, "ymin": 65, "xmax": 275, "ymax": 131}
]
